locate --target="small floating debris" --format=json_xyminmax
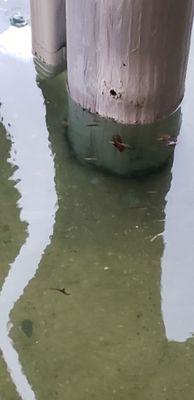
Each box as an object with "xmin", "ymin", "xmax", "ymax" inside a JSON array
[
  {"xmin": 86, "ymin": 124, "xmax": 99, "ymax": 127},
  {"xmin": 49, "ymin": 287, "xmax": 70, "ymax": 295},
  {"xmin": 109, "ymin": 134, "xmax": 132, "ymax": 152},
  {"xmin": 10, "ymin": 13, "xmax": 28, "ymax": 28},
  {"xmin": 84, "ymin": 157, "xmax": 97, "ymax": 161},
  {"xmin": 166, "ymin": 139, "xmax": 177, "ymax": 147},
  {"xmin": 158, "ymin": 134, "xmax": 171, "ymax": 142},
  {"xmin": 158, "ymin": 134, "xmax": 177, "ymax": 147},
  {"xmin": 150, "ymin": 232, "xmax": 163, "ymax": 242}
]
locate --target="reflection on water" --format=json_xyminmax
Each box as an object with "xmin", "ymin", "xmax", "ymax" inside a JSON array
[
  {"xmin": 0, "ymin": 21, "xmax": 57, "ymax": 400},
  {"xmin": 34, "ymin": 75, "xmax": 171, "ymax": 400},
  {"xmin": 161, "ymin": 30, "xmax": 194, "ymax": 342},
  {"xmin": 68, "ymin": 95, "xmax": 181, "ymax": 177}
]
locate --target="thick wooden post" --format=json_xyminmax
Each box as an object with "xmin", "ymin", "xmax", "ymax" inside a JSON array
[
  {"xmin": 30, "ymin": 0, "xmax": 66, "ymax": 77},
  {"xmin": 66, "ymin": 0, "xmax": 194, "ymax": 124}
]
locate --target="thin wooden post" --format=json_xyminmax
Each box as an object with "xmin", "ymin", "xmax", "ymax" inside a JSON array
[
  {"xmin": 30, "ymin": 0, "xmax": 66, "ymax": 77},
  {"xmin": 66, "ymin": 0, "xmax": 194, "ymax": 124}
]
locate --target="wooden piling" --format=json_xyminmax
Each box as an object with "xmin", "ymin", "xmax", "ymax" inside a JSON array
[
  {"xmin": 66, "ymin": 0, "xmax": 194, "ymax": 124},
  {"xmin": 30, "ymin": 0, "xmax": 66, "ymax": 77}
]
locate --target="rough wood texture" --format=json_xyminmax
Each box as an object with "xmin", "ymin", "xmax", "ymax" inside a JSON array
[
  {"xmin": 66, "ymin": 0, "xmax": 194, "ymax": 124},
  {"xmin": 30, "ymin": 0, "xmax": 66, "ymax": 68}
]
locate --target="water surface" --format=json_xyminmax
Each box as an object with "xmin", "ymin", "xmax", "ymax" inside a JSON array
[{"xmin": 1, "ymin": 1, "xmax": 194, "ymax": 399}]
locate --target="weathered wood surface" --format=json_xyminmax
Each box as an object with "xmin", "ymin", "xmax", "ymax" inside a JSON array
[
  {"xmin": 30, "ymin": 0, "xmax": 66, "ymax": 69},
  {"xmin": 66, "ymin": 0, "xmax": 194, "ymax": 124}
]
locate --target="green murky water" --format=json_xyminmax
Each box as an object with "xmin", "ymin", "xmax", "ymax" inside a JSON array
[{"xmin": 1, "ymin": 1, "xmax": 194, "ymax": 400}]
